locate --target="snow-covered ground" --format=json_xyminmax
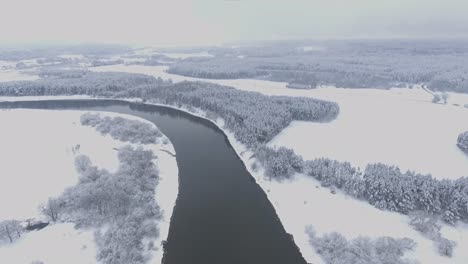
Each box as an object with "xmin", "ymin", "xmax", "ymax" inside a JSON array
[
  {"xmin": 0, "ymin": 108, "xmax": 178, "ymax": 264},
  {"xmin": 0, "ymin": 69, "xmax": 39, "ymax": 82},
  {"xmin": 132, "ymin": 47, "xmax": 213, "ymax": 60},
  {"xmin": 301, "ymin": 46, "xmax": 326, "ymax": 52},
  {"xmin": 0, "ymin": 59, "xmax": 39, "ymax": 81},
  {"xmin": 0, "ymin": 223, "xmax": 97, "ymax": 264},
  {"xmin": 90, "ymin": 64, "xmax": 468, "ymax": 179}
]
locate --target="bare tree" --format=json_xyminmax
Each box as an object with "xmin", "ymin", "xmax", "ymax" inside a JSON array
[{"xmin": 40, "ymin": 198, "xmax": 62, "ymax": 222}]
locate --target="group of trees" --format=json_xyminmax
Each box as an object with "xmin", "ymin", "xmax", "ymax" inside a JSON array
[
  {"xmin": 0, "ymin": 220, "xmax": 23, "ymax": 244},
  {"xmin": 432, "ymin": 92, "xmax": 449, "ymax": 104},
  {"xmin": 0, "ymin": 113, "xmax": 165, "ymax": 262},
  {"xmin": 256, "ymin": 147, "xmax": 468, "ymax": 225},
  {"xmin": 57, "ymin": 146, "xmax": 161, "ymax": 264},
  {"xmin": 457, "ymin": 131, "xmax": 468, "ymax": 154},
  {"xmin": 256, "ymin": 146, "xmax": 304, "ymax": 179},
  {"xmin": 80, "ymin": 112, "xmax": 163, "ymax": 144},
  {"xmin": 306, "ymin": 226, "xmax": 416, "ymax": 264},
  {"xmin": 0, "ymin": 71, "xmax": 163, "ymax": 97}
]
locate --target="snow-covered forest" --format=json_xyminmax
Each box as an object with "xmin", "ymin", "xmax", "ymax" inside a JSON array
[
  {"xmin": 166, "ymin": 40, "xmax": 468, "ymax": 93},
  {"xmin": 0, "ymin": 73, "xmax": 339, "ymax": 146}
]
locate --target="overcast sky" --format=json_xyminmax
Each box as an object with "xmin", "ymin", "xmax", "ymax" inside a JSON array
[{"xmin": 1, "ymin": 0, "xmax": 467, "ymax": 46}]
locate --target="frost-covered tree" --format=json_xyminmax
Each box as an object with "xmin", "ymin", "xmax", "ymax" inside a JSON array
[
  {"xmin": 307, "ymin": 226, "xmax": 416, "ymax": 264},
  {"xmin": 40, "ymin": 197, "xmax": 63, "ymax": 222},
  {"xmin": 457, "ymin": 131, "xmax": 468, "ymax": 154},
  {"xmin": 0, "ymin": 220, "xmax": 23, "ymax": 243},
  {"xmin": 436, "ymin": 237, "xmax": 456, "ymax": 257}
]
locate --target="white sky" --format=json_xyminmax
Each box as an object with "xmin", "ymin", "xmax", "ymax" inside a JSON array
[{"xmin": 0, "ymin": 0, "xmax": 467, "ymax": 46}]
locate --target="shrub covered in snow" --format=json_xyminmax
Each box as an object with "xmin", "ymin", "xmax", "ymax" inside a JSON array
[
  {"xmin": 302, "ymin": 158, "xmax": 468, "ymax": 224},
  {"xmin": 457, "ymin": 131, "xmax": 468, "ymax": 154},
  {"xmin": 436, "ymin": 237, "xmax": 457, "ymax": 257},
  {"xmin": 408, "ymin": 211, "xmax": 457, "ymax": 257},
  {"xmin": 306, "ymin": 226, "xmax": 416, "ymax": 264}
]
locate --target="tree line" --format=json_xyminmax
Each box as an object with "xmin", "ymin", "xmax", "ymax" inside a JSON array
[
  {"xmin": 257, "ymin": 146, "xmax": 468, "ymax": 225},
  {"xmin": 80, "ymin": 112, "xmax": 163, "ymax": 144},
  {"xmin": 306, "ymin": 226, "xmax": 416, "ymax": 264}
]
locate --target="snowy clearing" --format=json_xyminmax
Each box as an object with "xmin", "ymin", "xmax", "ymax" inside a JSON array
[{"xmin": 0, "ymin": 108, "xmax": 178, "ymax": 264}]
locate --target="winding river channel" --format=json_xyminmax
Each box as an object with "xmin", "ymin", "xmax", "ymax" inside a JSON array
[{"xmin": 0, "ymin": 99, "xmax": 306, "ymax": 264}]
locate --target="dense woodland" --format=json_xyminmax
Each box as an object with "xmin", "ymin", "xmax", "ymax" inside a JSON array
[
  {"xmin": 122, "ymin": 81, "xmax": 339, "ymax": 146},
  {"xmin": 166, "ymin": 40, "xmax": 468, "ymax": 93},
  {"xmin": 80, "ymin": 112, "xmax": 163, "ymax": 144}
]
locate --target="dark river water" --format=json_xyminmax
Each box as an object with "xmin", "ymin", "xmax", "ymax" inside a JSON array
[{"xmin": 0, "ymin": 99, "xmax": 306, "ymax": 264}]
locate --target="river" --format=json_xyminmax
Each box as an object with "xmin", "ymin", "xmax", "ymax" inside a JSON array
[{"xmin": 0, "ymin": 99, "xmax": 306, "ymax": 264}]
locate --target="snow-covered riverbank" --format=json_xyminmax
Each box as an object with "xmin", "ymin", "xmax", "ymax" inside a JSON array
[{"xmin": 0, "ymin": 108, "xmax": 178, "ymax": 264}]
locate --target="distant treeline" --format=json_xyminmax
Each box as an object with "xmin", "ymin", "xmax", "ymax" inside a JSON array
[
  {"xmin": 0, "ymin": 71, "xmax": 159, "ymax": 97},
  {"xmin": 167, "ymin": 40, "xmax": 468, "ymax": 93},
  {"xmin": 0, "ymin": 44, "xmax": 129, "ymax": 61}
]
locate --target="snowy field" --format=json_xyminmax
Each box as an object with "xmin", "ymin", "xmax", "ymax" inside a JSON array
[
  {"xmin": 268, "ymin": 87, "xmax": 468, "ymax": 180},
  {"xmin": 0, "ymin": 59, "xmax": 40, "ymax": 82},
  {"xmin": 0, "ymin": 108, "xmax": 178, "ymax": 264},
  {"xmin": 90, "ymin": 64, "xmax": 468, "ymax": 179},
  {"xmin": 0, "ymin": 69, "xmax": 39, "ymax": 82}
]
